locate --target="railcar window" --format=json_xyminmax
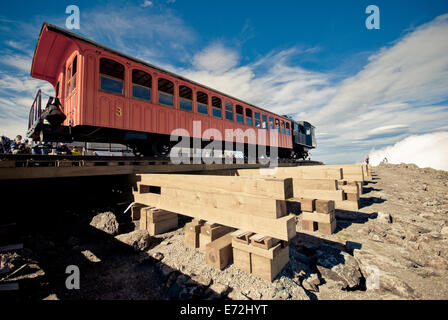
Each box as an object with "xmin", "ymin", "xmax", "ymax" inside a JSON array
[
  {"xmin": 100, "ymin": 58, "xmax": 125, "ymax": 95},
  {"xmin": 286, "ymin": 122, "xmax": 290, "ymax": 135},
  {"xmin": 254, "ymin": 112, "xmax": 261, "ymax": 128},
  {"xmin": 196, "ymin": 91, "xmax": 208, "ymax": 114},
  {"xmin": 262, "ymin": 115, "xmax": 267, "ymax": 129},
  {"xmin": 212, "ymin": 96, "xmax": 222, "ymax": 118},
  {"xmin": 132, "ymin": 69, "xmax": 152, "ymax": 101},
  {"xmin": 269, "ymin": 117, "xmax": 274, "ymax": 130},
  {"xmin": 158, "ymin": 78, "xmax": 174, "ymax": 107},
  {"xmin": 225, "ymin": 102, "xmax": 234, "ymax": 121},
  {"xmin": 245, "ymin": 108, "xmax": 253, "ymax": 126},
  {"xmin": 197, "ymin": 91, "xmax": 208, "ymax": 115},
  {"xmin": 236, "ymin": 105, "xmax": 244, "ymax": 124},
  {"xmin": 281, "ymin": 121, "xmax": 285, "ymax": 134},
  {"xmin": 179, "ymin": 85, "xmax": 193, "ymax": 111},
  {"xmin": 72, "ymin": 56, "xmax": 77, "ymax": 91},
  {"xmin": 275, "ymin": 119, "xmax": 280, "ymax": 132},
  {"xmin": 66, "ymin": 66, "xmax": 71, "ymax": 97}
]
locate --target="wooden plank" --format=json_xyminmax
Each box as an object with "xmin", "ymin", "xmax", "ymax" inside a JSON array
[
  {"xmin": 233, "ymin": 247, "xmax": 251, "ymax": 273},
  {"xmin": 199, "ymin": 224, "xmax": 233, "ymax": 252},
  {"xmin": 231, "ymin": 239, "xmax": 284, "ymax": 260},
  {"xmin": 335, "ymin": 200, "xmax": 359, "ymax": 211},
  {"xmin": 293, "ymin": 189, "xmax": 344, "ymax": 201},
  {"xmin": 206, "ymin": 233, "xmax": 233, "ymax": 270},
  {"xmin": 137, "ymin": 174, "xmax": 293, "ymax": 200},
  {"xmin": 292, "ymin": 179, "xmax": 338, "ymax": 190},
  {"xmin": 147, "ymin": 216, "xmax": 178, "ymax": 235},
  {"xmin": 138, "ymin": 185, "xmax": 287, "ymax": 219},
  {"xmin": 301, "ymin": 211, "xmax": 335, "ymax": 224},
  {"xmin": 251, "ymin": 245, "xmax": 289, "ymax": 282},
  {"xmin": 134, "ymin": 190, "xmax": 296, "ymax": 241},
  {"xmin": 231, "ymin": 230, "xmax": 254, "ymax": 244},
  {"xmin": 249, "ymin": 235, "xmax": 280, "ymax": 250},
  {"xmin": 236, "ymin": 167, "xmax": 343, "ymax": 180}
]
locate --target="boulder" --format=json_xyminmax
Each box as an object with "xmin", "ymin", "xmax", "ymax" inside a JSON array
[
  {"xmin": 315, "ymin": 245, "xmax": 362, "ymax": 290},
  {"xmin": 353, "ymin": 249, "xmax": 416, "ymax": 298},
  {"xmin": 90, "ymin": 212, "xmax": 119, "ymax": 235},
  {"xmin": 114, "ymin": 230, "xmax": 151, "ymax": 251}
]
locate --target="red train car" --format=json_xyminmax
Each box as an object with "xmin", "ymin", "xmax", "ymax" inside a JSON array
[{"xmin": 28, "ymin": 23, "xmax": 315, "ymax": 158}]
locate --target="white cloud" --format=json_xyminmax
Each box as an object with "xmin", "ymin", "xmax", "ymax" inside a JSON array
[
  {"xmin": 141, "ymin": 0, "xmax": 153, "ymax": 7},
  {"xmin": 368, "ymin": 124, "xmax": 408, "ymax": 135},
  {"xmin": 1, "ymin": 54, "xmax": 32, "ymax": 72},
  {"xmin": 192, "ymin": 43, "xmax": 239, "ymax": 73},
  {"xmin": 369, "ymin": 132, "xmax": 448, "ymax": 171}
]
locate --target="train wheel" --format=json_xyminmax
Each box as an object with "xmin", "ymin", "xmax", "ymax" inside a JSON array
[{"xmin": 152, "ymin": 139, "xmax": 172, "ymax": 157}]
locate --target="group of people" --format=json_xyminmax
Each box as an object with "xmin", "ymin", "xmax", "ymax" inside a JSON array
[
  {"xmin": 365, "ymin": 155, "xmax": 388, "ymax": 164},
  {"xmin": 1, "ymin": 134, "xmax": 82, "ymax": 155}
]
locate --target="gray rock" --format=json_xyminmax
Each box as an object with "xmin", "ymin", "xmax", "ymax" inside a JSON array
[
  {"xmin": 316, "ymin": 245, "xmax": 362, "ymax": 290},
  {"xmin": 377, "ymin": 211, "xmax": 393, "ymax": 224},
  {"xmin": 190, "ymin": 274, "xmax": 212, "ymax": 287},
  {"xmin": 90, "ymin": 212, "xmax": 119, "ymax": 235},
  {"xmin": 441, "ymin": 226, "xmax": 448, "ymax": 237},
  {"xmin": 152, "ymin": 252, "xmax": 164, "ymax": 261},
  {"xmin": 301, "ymin": 273, "xmax": 321, "ymax": 292},
  {"xmin": 114, "ymin": 230, "xmax": 151, "ymax": 251}
]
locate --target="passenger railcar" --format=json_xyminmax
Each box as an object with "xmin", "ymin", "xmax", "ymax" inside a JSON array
[{"xmin": 27, "ymin": 23, "xmax": 316, "ymax": 158}]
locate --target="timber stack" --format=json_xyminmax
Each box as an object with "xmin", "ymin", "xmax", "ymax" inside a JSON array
[{"xmin": 130, "ymin": 164, "xmax": 372, "ymax": 282}]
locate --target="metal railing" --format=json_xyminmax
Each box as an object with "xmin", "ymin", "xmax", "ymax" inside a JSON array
[{"xmin": 28, "ymin": 90, "xmax": 42, "ymax": 130}]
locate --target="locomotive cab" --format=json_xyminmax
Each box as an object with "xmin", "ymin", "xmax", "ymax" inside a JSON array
[{"xmin": 291, "ymin": 120, "xmax": 316, "ymax": 159}]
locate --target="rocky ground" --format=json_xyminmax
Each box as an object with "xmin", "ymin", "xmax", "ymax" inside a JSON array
[{"xmin": 1, "ymin": 163, "xmax": 448, "ymax": 300}]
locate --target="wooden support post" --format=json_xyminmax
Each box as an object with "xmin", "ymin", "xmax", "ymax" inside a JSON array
[
  {"xmin": 131, "ymin": 203, "xmax": 146, "ymax": 221},
  {"xmin": 140, "ymin": 207, "xmax": 178, "ymax": 235},
  {"xmin": 206, "ymin": 233, "xmax": 233, "ymax": 270},
  {"xmin": 251, "ymin": 244, "xmax": 289, "ymax": 282},
  {"xmin": 233, "ymin": 247, "xmax": 252, "ymax": 273},
  {"xmin": 199, "ymin": 224, "xmax": 233, "ymax": 252},
  {"xmin": 184, "ymin": 219, "xmax": 205, "ymax": 248}
]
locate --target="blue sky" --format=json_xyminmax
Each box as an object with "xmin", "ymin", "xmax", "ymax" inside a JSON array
[{"xmin": 0, "ymin": 0, "xmax": 447, "ymax": 164}]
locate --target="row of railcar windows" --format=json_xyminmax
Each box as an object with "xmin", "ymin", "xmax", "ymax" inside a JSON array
[{"xmin": 98, "ymin": 57, "xmax": 290, "ymax": 134}]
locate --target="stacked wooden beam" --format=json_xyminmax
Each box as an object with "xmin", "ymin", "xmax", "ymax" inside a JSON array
[
  {"xmin": 234, "ymin": 167, "xmax": 360, "ymax": 211},
  {"xmin": 139, "ymin": 206, "xmax": 178, "ymax": 236},
  {"xmin": 231, "ymin": 230, "xmax": 289, "ymax": 281},
  {"xmin": 133, "ymin": 174, "xmax": 297, "ymax": 241},
  {"xmin": 299, "ymin": 199, "xmax": 337, "ymax": 235}
]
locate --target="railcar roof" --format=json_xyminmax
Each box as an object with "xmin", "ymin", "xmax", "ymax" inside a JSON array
[{"xmin": 40, "ymin": 23, "xmax": 291, "ymax": 121}]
